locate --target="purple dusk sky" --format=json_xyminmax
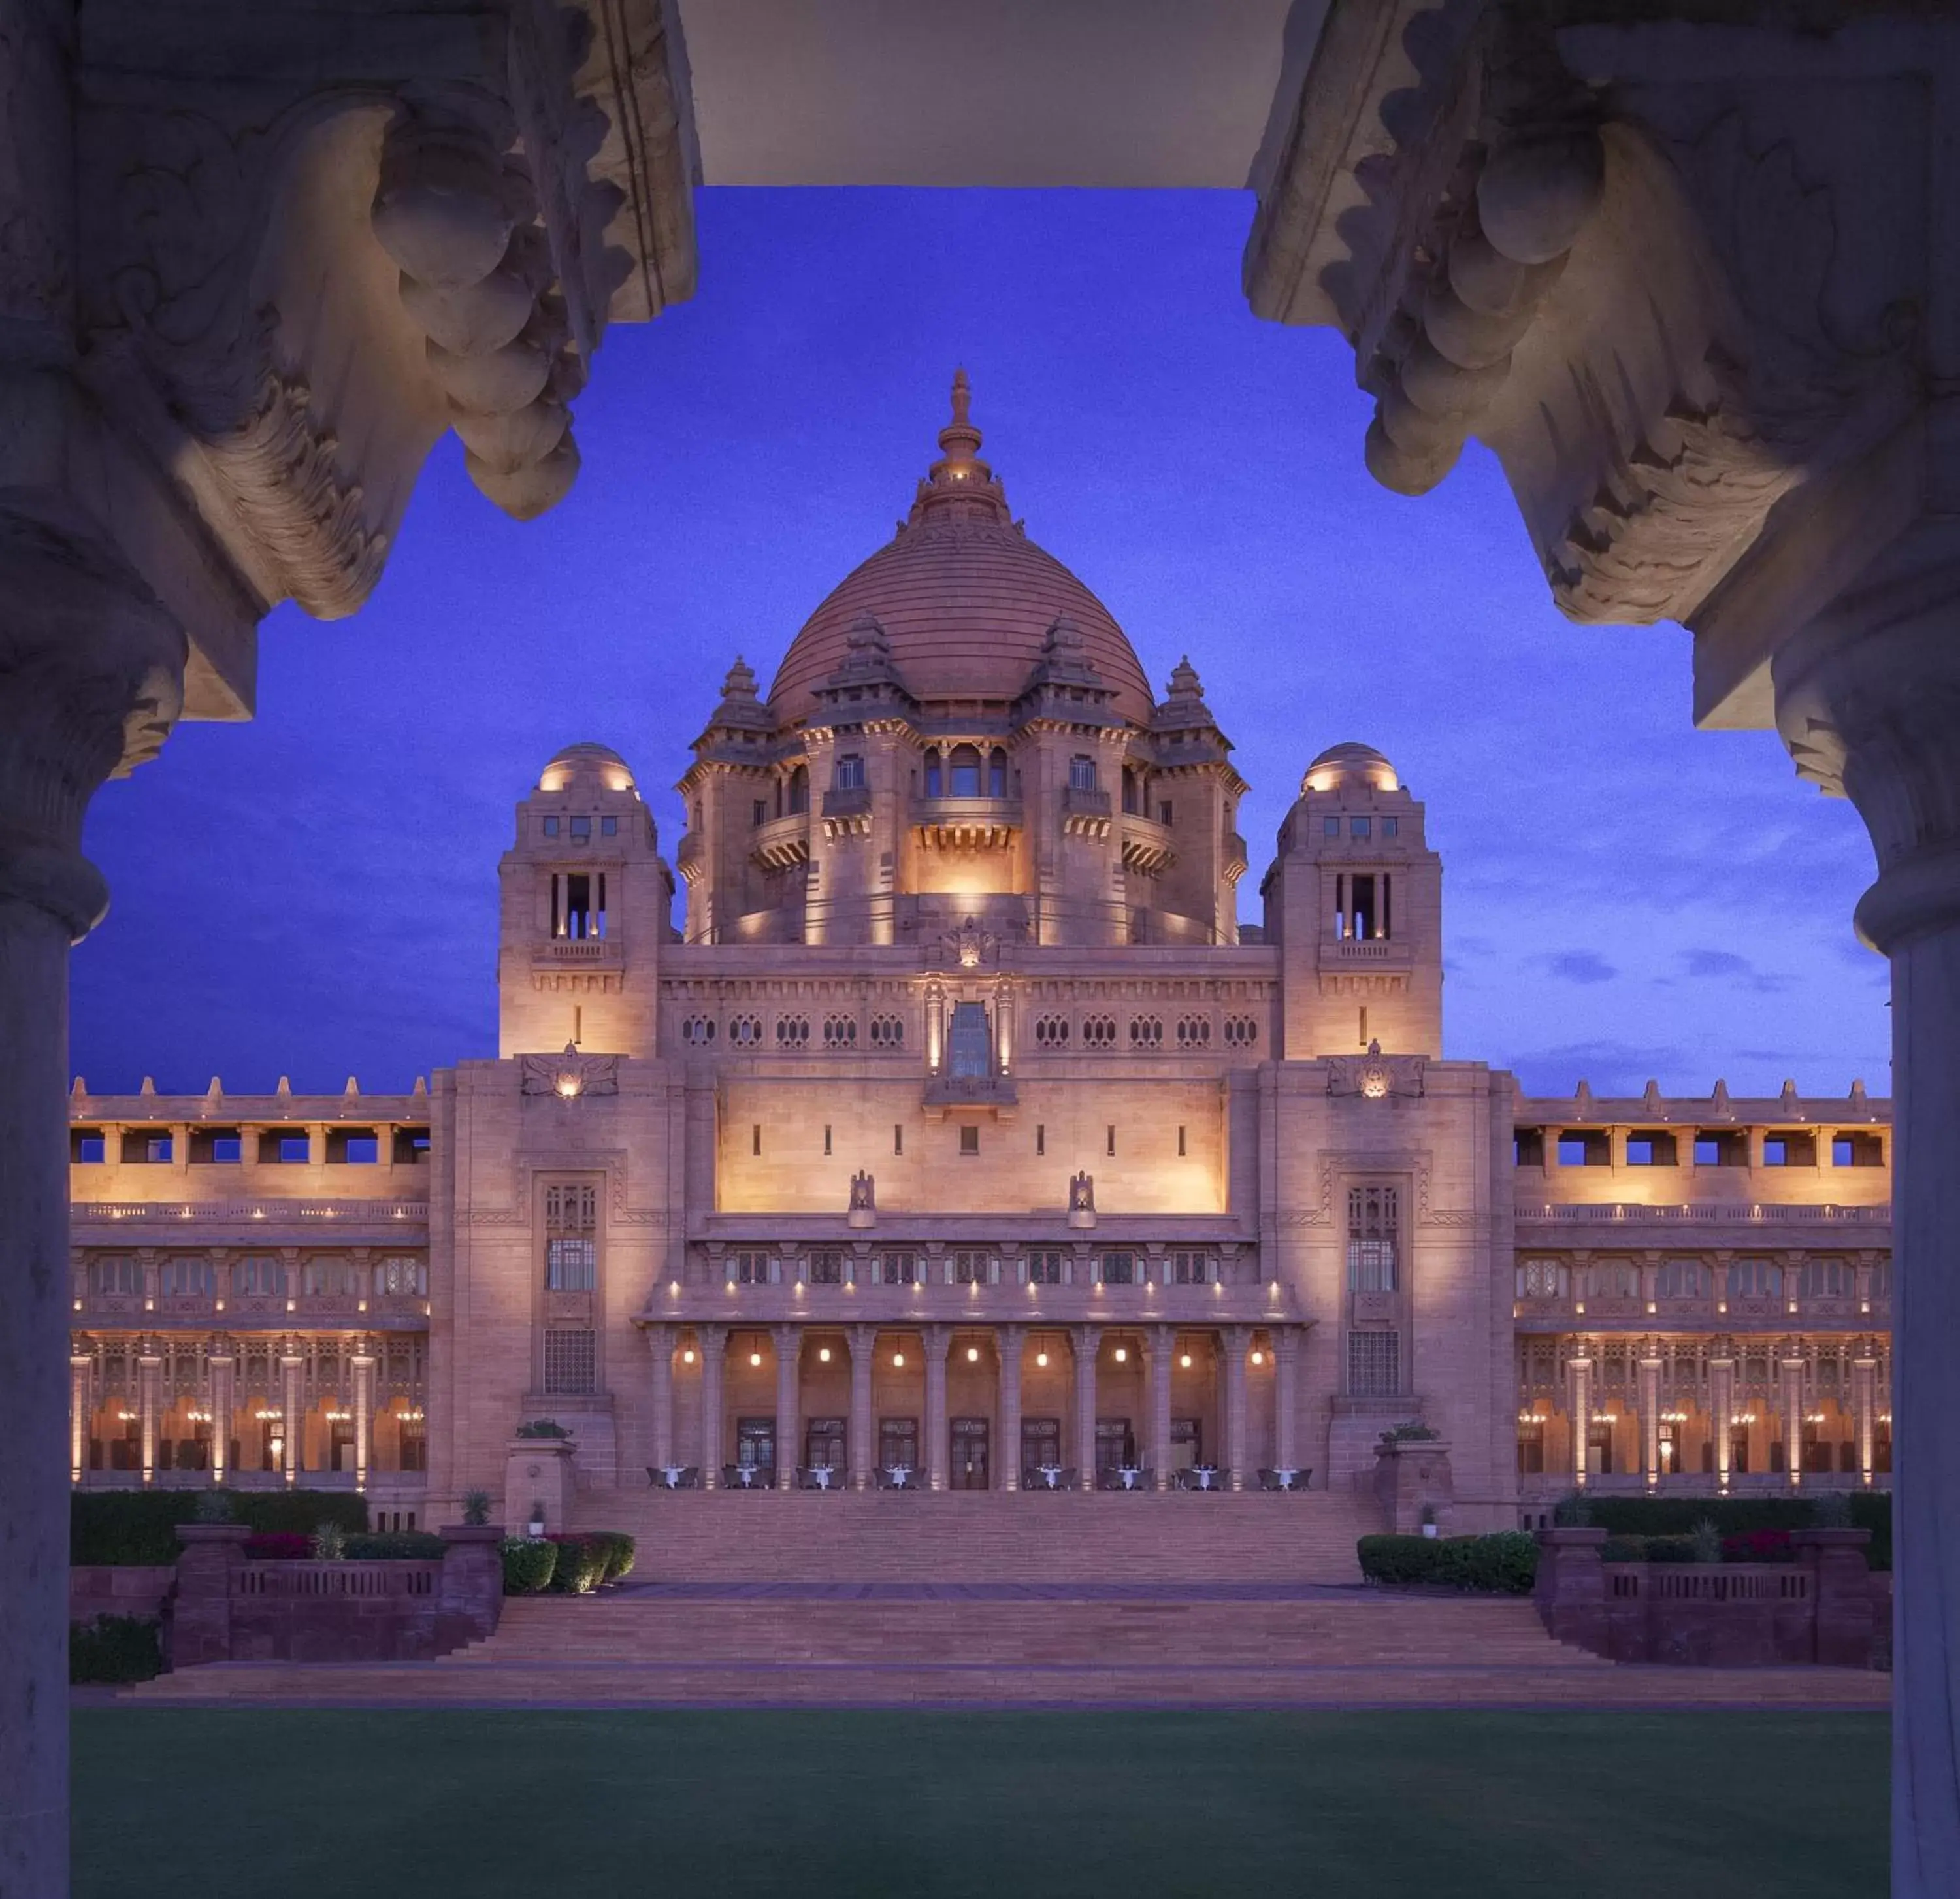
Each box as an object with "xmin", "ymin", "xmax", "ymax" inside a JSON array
[{"xmin": 70, "ymin": 189, "xmax": 1889, "ymax": 1104}]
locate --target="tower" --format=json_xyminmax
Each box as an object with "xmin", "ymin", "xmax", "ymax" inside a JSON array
[
  {"xmin": 1262, "ymin": 742, "xmax": 1443, "ymax": 1057},
  {"xmin": 497, "ymin": 743, "xmax": 669, "ymax": 1057}
]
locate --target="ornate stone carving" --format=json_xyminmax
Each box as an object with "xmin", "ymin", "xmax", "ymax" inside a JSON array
[
  {"xmin": 518, "ymin": 1042, "xmax": 620, "ymax": 1097},
  {"xmin": 1327, "ymin": 1039, "xmax": 1427, "ymax": 1102}
]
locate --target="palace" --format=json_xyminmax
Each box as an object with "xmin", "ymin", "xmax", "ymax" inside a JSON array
[{"xmin": 65, "ymin": 381, "xmax": 1894, "ymax": 1534}]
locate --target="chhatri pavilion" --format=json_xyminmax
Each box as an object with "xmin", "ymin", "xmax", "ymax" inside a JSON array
[{"xmin": 65, "ymin": 382, "xmax": 1893, "ymax": 1532}]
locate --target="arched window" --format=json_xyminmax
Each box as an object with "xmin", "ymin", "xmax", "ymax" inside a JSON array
[
  {"xmin": 923, "ymin": 749, "xmax": 942, "ymax": 798},
  {"xmin": 988, "ymin": 748, "xmax": 1009, "ymax": 797},
  {"xmin": 787, "ymin": 765, "xmax": 809, "ymax": 815},
  {"xmin": 1122, "ymin": 768, "xmax": 1139, "ymax": 815},
  {"xmin": 949, "ymin": 744, "xmax": 982, "ymax": 797}
]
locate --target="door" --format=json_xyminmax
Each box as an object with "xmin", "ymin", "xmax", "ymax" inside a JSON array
[
  {"xmin": 806, "ymin": 1417, "xmax": 846, "ymax": 1472},
  {"xmin": 736, "ymin": 1417, "xmax": 776, "ymax": 1476},
  {"xmin": 1095, "ymin": 1417, "xmax": 1134, "ymax": 1480},
  {"xmin": 1171, "ymin": 1417, "xmax": 1203, "ymax": 1475},
  {"xmin": 879, "ymin": 1416, "xmax": 919, "ymax": 1475},
  {"xmin": 1021, "ymin": 1416, "xmax": 1060, "ymax": 1483},
  {"xmin": 951, "ymin": 1417, "xmax": 990, "ymax": 1491}
]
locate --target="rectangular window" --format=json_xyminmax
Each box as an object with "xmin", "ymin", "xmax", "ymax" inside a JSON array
[
  {"xmin": 1381, "ymin": 817, "xmax": 1399, "ymax": 839},
  {"xmin": 1068, "ymin": 755, "xmax": 1098, "ymax": 792},
  {"xmin": 881, "ymin": 1251, "xmax": 919, "ymax": 1286},
  {"xmin": 1177, "ymin": 1125, "xmax": 1186, "ymax": 1157},
  {"xmin": 1036, "ymin": 1124, "xmax": 1045, "ymax": 1156},
  {"xmin": 542, "ymin": 816, "xmax": 561, "ymax": 837},
  {"xmin": 600, "ymin": 816, "xmax": 617, "ymax": 837},
  {"xmin": 1157, "ymin": 801, "xmax": 1173, "ymax": 825},
  {"xmin": 953, "ymin": 1249, "xmax": 988, "ymax": 1285},
  {"xmin": 809, "ymin": 1250, "xmax": 845, "ymax": 1286},
  {"xmin": 1099, "ymin": 1251, "xmax": 1135, "ymax": 1285},
  {"xmin": 1833, "ymin": 1132, "xmax": 1884, "ymax": 1167},
  {"xmin": 1106, "ymin": 1124, "xmax": 1116, "ymax": 1157},
  {"xmin": 570, "ymin": 816, "xmax": 591, "ymax": 842},
  {"xmin": 545, "ymin": 1238, "xmax": 596, "ymax": 1290},
  {"xmin": 947, "ymin": 1002, "xmax": 991, "ymax": 1080},
  {"xmin": 732, "ymin": 1251, "xmax": 772, "ymax": 1285},
  {"xmin": 234, "ymin": 1255, "xmax": 282, "ymax": 1296},
  {"xmin": 1027, "ymin": 1251, "xmax": 1064, "ymax": 1285},
  {"xmin": 542, "ymin": 1329, "xmax": 596, "ymax": 1395},
  {"xmin": 958, "ymin": 1125, "xmax": 980, "ymax": 1156},
  {"xmin": 1171, "ymin": 1251, "xmax": 1210, "ymax": 1285},
  {"xmin": 834, "ymin": 755, "xmax": 866, "ymax": 791},
  {"xmin": 1346, "ymin": 1185, "xmax": 1400, "ymax": 1292},
  {"xmin": 894, "ymin": 1124, "xmax": 904, "ymax": 1157},
  {"xmin": 823, "ymin": 1125, "xmax": 832, "ymax": 1156},
  {"xmin": 1347, "ymin": 1329, "xmax": 1400, "ymax": 1396},
  {"xmin": 879, "ymin": 1417, "xmax": 919, "ymax": 1472},
  {"xmin": 71, "ymin": 1129, "xmax": 106, "ymax": 1164},
  {"xmin": 546, "ymin": 1184, "xmax": 597, "ymax": 1233},
  {"xmin": 736, "ymin": 1417, "xmax": 776, "ymax": 1473},
  {"xmin": 752, "ymin": 799, "xmax": 768, "ymax": 827},
  {"xmin": 752, "ymin": 1124, "xmax": 762, "ymax": 1157},
  {"xmin": 1350, "ymin": 816, "xmax": 1371, "ymax": 839},
  {"xmin": 1322, "ymin": 816, "xmax": 1340, "ymax": 838}
]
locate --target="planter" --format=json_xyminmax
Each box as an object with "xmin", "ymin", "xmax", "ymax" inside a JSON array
[
  {"xmin": 1420, "ymin": 1522, "xmax": 1439, "ymax": 1539},
  {"xmin": 526, "ymin": 1520, "xmax": 545, "ymax": 1538}
]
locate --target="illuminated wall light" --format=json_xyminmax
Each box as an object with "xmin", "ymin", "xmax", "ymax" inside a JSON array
[{"xmin": 892, "ymin": 1353, "xmax": 906, "ymax": 1368}]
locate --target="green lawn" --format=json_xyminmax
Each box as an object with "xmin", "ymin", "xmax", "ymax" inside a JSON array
[{"xmin": 74, "ymin": 1709, "xmax": 1886, "ymax": 1898}]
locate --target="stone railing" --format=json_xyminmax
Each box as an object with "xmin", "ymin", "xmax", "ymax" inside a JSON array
[
  {"xmin": 74, "ymin": 1198, "xmax": 429, "ymax": 1225},
  {"xmin": 1533, "ymin": 1527, "xmax": 1878, "ymax": 1667},
  {"xmin": 1517, "ymin": 1202, "xmax": 1890, "ymax": 1225},
  {"xmin": 169, "ymin": 1523, "xmax": 502, "ymax": 1666}
]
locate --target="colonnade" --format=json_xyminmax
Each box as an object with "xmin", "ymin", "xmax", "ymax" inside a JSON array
[{"xmin": 640, "ymin": 1322, "xmax": 1303, "ymax": 1492}]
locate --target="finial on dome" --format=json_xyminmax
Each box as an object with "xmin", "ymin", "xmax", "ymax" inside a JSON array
[
  {"xmin": 951, "ymin": 366, "xmax": 972, "ymax": 428},
  {"xmin": 908, "ymin": 369, "xmax": 1008, "ymax": 527},
  {"xmin": 719, "ymin": 656, "xmax": 759, "ymax": 702}
]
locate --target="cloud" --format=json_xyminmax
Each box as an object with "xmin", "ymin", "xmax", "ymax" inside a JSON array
[
  {"xmin": 1682, "ymin": 948, "xmax": 1796, "ymax": 995},
  {"xmin": 1542, "ymin": 951, "xmax": 1618, "ymax": 985}
]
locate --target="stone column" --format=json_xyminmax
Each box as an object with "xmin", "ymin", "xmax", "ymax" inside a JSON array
[
  {"xmin": 69, "ymin": 1355, "xmax": 91, "ymax": 1487},
  {"xmin": 280, "ymin": 1351, "xmax": 304, "ymax": 1486},
  {"xmin": 1274, "ymin": 1325, "xmax": 1301, "ymax": 1477},
  {"xmin": 698, "ymin": 1323, "xmax": 727, "ymax": 1488},
  {"xmin": 1071, "ymin": 1324, "xmax": 1098, "ymax": 1490},
  {"xmin": 1772, "ymin": 557, "xmax": 1960, "ymax": 1893},
  {"xmin": 1854, "ymin": 1357, "xmax": 1879, "ymax": 1489},
  {"xmin": 1149, "ymin": 1323, "xmax": 1173, "ymax": 1490},
  {"xmin": 0, "ymin": 509, "xmax": 188, "ymax": 1895},
  {"xmin": 773, "ymin": 1323, "xmax": 800, "ymax": 1489},
  {"xmin": 1569, "ymin": 1353, "xmax": 1593, "ymax": 1490},
  {"xmin": 645, "ymin": 1323, "xmax": 675, "ymax": 1472},
  {"xmin": 923, "ymin": 1325, "xmax": 951, "ymax": 1491},
  {"xmin": 1710, "ymin": 1355, "xmax": 1736, "ymax": 1494},
  {"xmin": 847, "ymin": 1324, "xmax": 875, "ymax": 1490},
  {"xmin": 1782, "ymin": 1356, "xmax": 1806, "ymax": 1491},
  {"xmin": 209, "ymin": 1347, "xmax": 235, "ymax": 1488},
  {"xmin": 997, "ymin": 1324, "xmax": 1024, "ymax": 1491},
  {"xmin": 1222, "ymin": 1327, "xmax": 1250, "ymax": 1491},
  {"xmin": 351, "ymin": 1346, "xmax": 376, "ymax": 1494},
  {"xmin": 1639, "ymin": 1355, "xmax": 1663, "ymax": 1492},
  {"xmin": 137, "ymin": 1347, "xmax": 162, "ymax": 1487}
]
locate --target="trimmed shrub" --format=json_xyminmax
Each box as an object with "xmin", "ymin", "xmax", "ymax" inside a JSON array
[
  {"xmin": 73, "ymin": 1490, "xmax": 367, "ymax": 1566},
  {"xmin": 587, "ymin": 1531, "xmax": 638, "ymax": 1583},
  {"xmin": 546, "ymin": 1533, "xmax": 608, "ymax": 1594},
  {"xmin": 1357, "ymin": 1532, "xmax": 1537, "ymax": 1593},
  {"xmin": 1557, "ymin": 1492, "xmax": 1891, "ymax": 1570},
  {"xmin": 500, "ymin": 1536, "xmax": 558, "ymax": 1594},
  {"xmin": 344, "ymin": 1532, "xmax": 447, "ymax": 1561},
  {"xmin": 70, "ymin": 1615, "xmax": 163, "ymax": 1685},
  {"xmin": 516, "ymin": 1419, "xmax": 571, "ymax": 1439},
  {"xmin": 1599, "ymin": 1535, "xmax": 1697, "ymax": 1564}
]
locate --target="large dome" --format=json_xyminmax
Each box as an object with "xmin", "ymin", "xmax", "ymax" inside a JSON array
[{"xmin": 766, "ymin": 374, "xmax": 1154, "ymax": 729}]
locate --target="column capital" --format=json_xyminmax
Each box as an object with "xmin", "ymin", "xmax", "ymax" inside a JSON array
[
  {"xmin": 770, "ymin": 1322, "xmax": 800, "ymax": 1351},
  {"xmin": 922, "ymin": 1323, "xmax": 951, "ymax": 1361},
  {"xmin": 644, "ymin": 1320, "xmax": 674, "ymax": 1352}
]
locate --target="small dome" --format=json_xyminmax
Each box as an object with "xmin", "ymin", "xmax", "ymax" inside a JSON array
[
  {"xmin": 1302, "ymin": 742, "xmax": 1399, "ymax": 795},
  {"xmin": 539, "ymin": 742, "xmax": 636, "ymax": 794}
]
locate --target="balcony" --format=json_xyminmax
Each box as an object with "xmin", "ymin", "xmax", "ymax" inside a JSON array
[
  {"xmin": 1324, "ymin": 936, "xmax": 1411, "ymax": 967},
  {"xmin": 751, "ymin": 812, "xmax": 812, "ymax": 871},
  {"xmin": 923, "ymin": 1072, "xmax": 1019, "ymax": 1116},
  {"xmin": 911, "ymin": 795, "xmax": 1024, "ymax": 850},
  {"xmin": 1060, "ymin": 784, "xmax": 1111, "ymax": 838},
  {"xmin": 1118, "ymin": 812, "xmax": 1175, "ymax": 876},
  {"xmin": 1223, "ymin": 831, "xmax": 1249, "ymax": 878},
  {"xmin": 821, "ymin": 785, "xmax": 873, "ymax": 836},
  {"xmin": 676, "ymin": 831, "xmax": 705, "ymax": 882},
  {"xmin": 534, "ymin": 936, "xmax": 619, "ymax": 967}
]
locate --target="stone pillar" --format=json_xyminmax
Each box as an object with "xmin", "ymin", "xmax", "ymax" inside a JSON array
[
  {"xmin": 698, "ymin": 1323, "xmax": 727, "ymax": 1488},
  {"xmin": 69, "ymin": 1355, "xmax": 91, "ymax": 1487},
  {"xmin": 923, "ymin": 1325, "xmax": 951, "ymax": 1491},
  {"xmin": 1222, "ymin": 1326, "xmax": 1250, "ymax": 1491},
  {"xmin": 1639, "ymin": 1355, "xmax": 1663, "ymax": 1492},
  {"xmin": 208, "ymin": 1349, "xmax": 235, "ymax": 1488},
  {"xmin": 169, "ymin": 1524, "xmax": 251, "ymax": 1668},
  {"xmin": 137, "ymin": 1347, "xmax": 162, "ymax": 1487},
  {"xmin": 1782, "ymin": 1355, "xmax": 1806, "ymax": 1491},
  {"xmin": 1854, "ymin": 1357, "xmax": 1879, "ymax": 1489},
  {"xmin": 1710, "ymin": 1355, "xmax": 1736, "ymax": 1494},
  {"xmin": 646, "ymin": 1323, "xmax": 675, "ymax": 1472},
  {"xmin": 351, "ymin": 1346, "xmax": 375, "ymax": 1494},
  {"xmin": 1274, "ymin": 1325, "xmax": 1301, "ymax": 1476},
  {"xmin": 997, "ymin": 1323, "xmax": 1024, "ymax": 1491},
  {"xmin": 1149, "ymin": 1323, "xmax": 1174, "ymax": 1490},
  {"xmin": 1071, "ymin": 1324, "xmax": 1098, "ymax": 1490},
  {"xmin": 1569, "ymin": 1353, "xmax": 1593, "ymax": 1490},
  {"xmin": 280, "ymin": 1351, "xmax": 304, "ymax": 1486},
  {"xmin": 773, "ymin": 1323, "xmax": 800, "ymax": 1489},
  {"xmin": 847, "ymin": 1324, "xmax": 875, "ymax": 1491}
]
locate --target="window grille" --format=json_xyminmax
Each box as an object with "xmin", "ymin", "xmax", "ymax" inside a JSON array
[
  {"xmin": 1516, "ymin": 1259, "xmax": 1567, "ymax": 1299},
  {"xmin": 1346, "ymin": 1185, "xmax": 1399, "ymax": 1292},
  {"xmin": 546, "ymin": 1239, "xmax": 596, "ymax": 1290},
  {"xmin": 1068, "ymin": 755, "xmax": 1098, "ymax": 791},
  {"xmin": 947, "ymin": 1002, "xmax": 990, "ymax": 1080},
  {"xmin": 1081, "ymin": 1014, "xmax": 1116, "ymax": 1048},
  {"xmin": 834, "ymin": 754, "xmax": 866, "ymax": 791},
  {"xmin": 542, "ymin": 1329, "xmax": 596, "ymax": 1395},
  {"xmin": 953, "ymin": 1250, "xmax": 990, "ymax": 1285},
  {"xmin": 823, "ymin": 1014, "xmax": 858, "ymax": 1048},
  {"xmin": 1348, "ymin": 1329, "xmax": 1400, "ymax": 1397},
  {"xmin": 1223, "ymin": 1016, "xmax": 1259, "ymax": 1047},
  {"xmin": 546, "ymin": 1185, "xmax": 596, "ymax": 1234},
  {"xmin": 1175, "ymin": 1015, "xmax": 1211, "ymax": 1048},
  {"xmin": 1034, "ymin": 1014, "xmax": 1070, "ymax": 1048},
  {"xmin": 1128, "ymin": 1015, "xmax": 1162, "ymax": 1049},
  {"xmin": 880, "ymin": 1251, "xmax": 919, "ymax": 1286},
  {"xmin": 775, "ymin": 1014, "xmax": 809, "ymax": 1047},
  {"xmin": 1026, "ymin": 1251, "xmax": 1064, "ymax": 1285},
  {"xmin": 869, "ymin": 1014, "xmax": 906, "ymax": 1046},
  {"xmin": 1099, "ymin": 1251, "xmax": 1136, "ymax": 1285},
  {"xmin": 808, "ymin": 1250, "xmax": 845, "ymax": 1286},
  {"xmin": 1170, "ymin": 1250, "xmax": 1211, "ymax": 1286},
  {"xmin": 731, "ymin": 1250, "xmax": 774, "ymax": 1285},
  {"xmin": 681, "ymin": 1016, "xmax": 717, "ymax": 1046},
  {"xmin": 374, "ymin": 1255, "xmax": 427, "ymax": 1296},
  {"xmin": 728, "ymin": 1015, "xmax": 762, "ymax": 1046}
]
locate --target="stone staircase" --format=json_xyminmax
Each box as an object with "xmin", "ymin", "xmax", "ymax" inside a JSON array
[{"xmin": 562, "ymin": 1487, "xmax": 1380, "ymax": 1585}]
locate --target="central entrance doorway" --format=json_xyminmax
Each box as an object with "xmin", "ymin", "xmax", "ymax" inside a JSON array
[{"xmin": 951, "ymin": 1417, "xmax": 990, "ymax": 1490}]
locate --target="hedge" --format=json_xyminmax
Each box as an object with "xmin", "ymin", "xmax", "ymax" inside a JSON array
[
  {"xmin": 72, "ymin": 1491, "xmax": 369, "ymax": 1566},
  {"xmin": 344, "ymin": 1531, "xmax": 448, "ymax": 1561},
  {"xmin": 546, "ymin": 1533, "xmax": 610, "ymax": 1594},
  {"xmin": 587, "ymin": 1531, "xmax": 638, "ymax": 1583},
  {"xmin": 70, "ymin": 1615, "xmax": 163, "ymax": 1684},
  {"xmin": 500, "ymin": 1536, "xmax": 559, "ymax": 1594},
  {"xmin": 1358, "ymin": 1532, "xmax": 1539, "ymax": 1594},
  {"xmin": 1559, "ymin": 1493, "xmax": 1891, "ymax": 1570}
]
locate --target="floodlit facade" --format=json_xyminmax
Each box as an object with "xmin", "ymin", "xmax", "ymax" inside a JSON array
[{"xmin": 66, "ymin": 386, "xmax": 1893, "ymax": 1528}]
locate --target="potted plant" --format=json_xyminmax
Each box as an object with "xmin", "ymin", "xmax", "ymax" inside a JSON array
[
  {"xmin": 461, "ymin": 1488, "xmax": 492, "ymax": 1527},
  {"xmin": 1420, "ymin": 1503, "xmax": 1440, "ymax": 1540},
  {"xmin": 527, "ymin": 1498, "xmax": 546, "ymax": 1538}
]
